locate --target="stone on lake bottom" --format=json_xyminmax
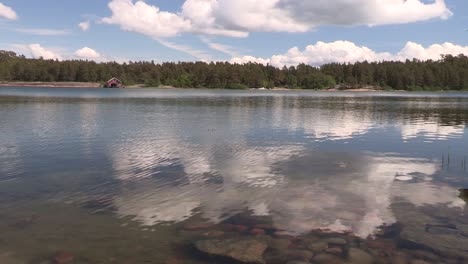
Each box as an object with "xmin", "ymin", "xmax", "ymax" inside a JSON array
[
  {"xmin": 347, "ymin": 248, "xmax": 373, "ymax": 264},
  {"xmin": 271, "ymin": 238, "xmax": 291, "ymax": 251},
  {"xmin": 255, "ymin": 224, "xmax": 279, "ymax": 231},
  {"xmin": 183, "ymin": 223, "xmax": 213, "ymax": 231},
  {"xmin": 391, "ymin": 252, "xmax": 409, "ymax": 264},
  {"xmin": 410, "ymin": 260, "xmax": 431, "ymax": 264},
  {"xmin": 308, "ymin": 241, "xmax": 328, "ymax": 252},
  {"xmin": 312, "ymin": 253, "xmax": 344, "ymax": 264},
  {"xmin": 286, "ymin": 261, "xmax": 310, "ymax": 264},
  {"xmin": 285, "ymin": 249, "xmax": 314, "ymax": 261},
  {"xmin": 53, "ymin": 252, "xmax": 74, "ymax": 264},
  {"xmin": 274, "ymin": 231, "xmax": 295, "ymax": 238},
  {"xmin": 195, "ymin": 238, "xmax": 267, "ymax": 264},
  {"xmin": 250, "ymin": 228, "xmax": 266, "ymax": 235},
  {"xmin": 410, "ymin": 250, "xmax": 440, "ymax": 262},
  {"xmin": 325, "ymin": 237, "xmax": 347, "ymax": 246},
  {"xmin": 325, "ymin": 247, "xmax": 343, "ymax": 255},
  {"xmin": 202, "ymin": 230, "xmax": 225, "ymax": 237},
  {"xmin": 223, "ymin": 224, "xmax": 248, "ymax": 233}
]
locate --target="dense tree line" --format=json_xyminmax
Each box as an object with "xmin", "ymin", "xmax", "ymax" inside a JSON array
[{"xmin": 0, "ymin": 50, "xmax": 467, "ymax": 90}]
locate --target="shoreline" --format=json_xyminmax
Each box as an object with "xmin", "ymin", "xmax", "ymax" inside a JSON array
[
  {"xmin": 0, "ymin": 82, "xmax": 102, "ymax": 88},
  {"xmin": 0, "ymin": 82, "xmax": 464, "ymax": 93}
]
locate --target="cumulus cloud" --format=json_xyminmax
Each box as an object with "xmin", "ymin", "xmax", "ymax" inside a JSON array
[
  {"xmin": 230, "ymin": 55, "xmax": 272, "ymax": 65},
  {"xmin": 74, "ymin": 47, "xmax": 101, "ymax": 59},
  {"xmin": 102, "ymin": 0, "xmax": 192, "ymax": 38},
  {"xmin": 396, "ymin": 42, "xmax": 468, "ymax": 61},
  {"xmin": 278, "ymin": 0, "xmax": 452, "ymax": 27},
  {"xmin": 0, "ymin": 2, "xmax": 17, "ymax": 20},
  {"xmin": 230, "ymin": 41, "xmax": 468, "ymax": 67},
  {"xmin": 103, "ymin": 0, "xmax": 452, "ymax": 39},
  {"xmin": 7, "ymin": 44, "xmax": 130, "ymax": 62},
  {"xmin": 78, "ymin": 21, "xmax": 91, "ymax": 31},
  {"xmin": 28, "ymin": 44, "xmax": 62, "ymax": 60},
  {"xmin": 101, "ymin": 0, "xmax": 454, "ymax": 58}
]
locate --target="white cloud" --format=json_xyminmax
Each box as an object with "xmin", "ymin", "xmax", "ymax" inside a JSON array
[
  {"xmin": 78, "ymin": 21, "xmax": 91, "ymax": 31},
  {"xmin": 28, "ymin": 44, "xmax": 62, "ymax": 60},
  {"xmin": 14, "ymin": 28, "xmax": 70, "ymax": 36},
  {"xmin": 396, "ymin": 42, "xmax": 468, "ymax": 61},
  {"xmin": 8, "ymin": 43, "xmax": 131, "ymax": 63},
  {"xmin": 181, "ymin": 0, "xmax": 249, "ymax": 37},
  {"xmin": 0, "ymin": 2, "xmax": 17, "ymax": 20},
  {"xmin": 229, "ymin": 55, "xmax": 270, "ymax": 65},
  {"xmin": 199, "ymin": 37, "xmax": 239, "ymax": 57},
  {"xmin": 102, "ymin": 0, "xmax": 192, "ymax": 38},
  {"xmin": 278, "ymin": 0, "xmax": 452, "ymax": 27},
  {"xmin": 157, "ymin": 39, "xmax": 212, "ymax": 61},
  {"xmin": 103, "ymin": 0, "xmax": 452, "ymax": 39},
  {"xmin": 230, "ymin": 41, "xmax": 468, "ymax": 67},
  {"xmin": 74, "ymin": 47, "xmax": 101, "ymax": 59}
]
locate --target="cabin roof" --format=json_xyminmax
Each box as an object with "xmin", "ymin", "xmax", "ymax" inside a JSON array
[{"xmin": 106, "ymin": 77, "xmax": 122, "ymax": 84}]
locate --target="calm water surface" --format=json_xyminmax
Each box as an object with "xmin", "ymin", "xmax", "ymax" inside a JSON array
[{"xmin": 1, "ymin": 87, "xmax": 468, "ymax": 264}]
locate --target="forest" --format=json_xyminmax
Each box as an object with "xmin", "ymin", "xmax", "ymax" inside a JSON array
[{"xmin": 0, "ymin": 50, "xmax": 467, "ymax": 91}]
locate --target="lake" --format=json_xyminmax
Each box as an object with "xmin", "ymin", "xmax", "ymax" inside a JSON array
[{"xmin": 1, "ymin": 87, "xmax": 468, "ymax": 264}]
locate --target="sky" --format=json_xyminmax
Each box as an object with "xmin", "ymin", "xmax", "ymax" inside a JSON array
[{"xmin": 0, "ymin": 0, "xmax": 467, "ymax": 66}]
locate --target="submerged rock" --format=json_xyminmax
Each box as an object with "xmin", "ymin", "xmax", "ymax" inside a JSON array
[
  {"xmin": 285, "ymin": 249, "xmax": 314, "ymax": 261},
  {"xmin": 53, "ymin": 252, "xmax": 74, "ymax": 264},
  {"xmin": 195, "ymin": 238, "xmax": 267, "ymax": 264},
  {"xmin": 410, "ymin": 260, "xmax": 431, "ymax": 264},
  {"xmin": 392, "ymin": 252, "xmax": 409, "ymax": 264},
  {"xmin": 399, "ymin": 224, "xmax": 468, "ymax": 258},
  {"xmin": 410, "ymin": 250, "xmax": 440, "ymax": 262},
  {"xmin": 270, "ymin": 238, "xmax": 291, "ymax": 251},
  {"xmin": 312, "ymin": 253, "xmax": 344, "ymax": 264},
  {"xmin": 250, "ymin": 228, "xmax": 266, "ymax": 236},
  {"xmin": 307, "ymin": 241, "xmax": 328, "ymax": 252},
  {"xmin": 183, "ymin": 222, "xmax": 213, "ymax": 231},
  {"xmin": 347, "ymin": 248, "xmax": 373, "ymax": 264},
  {"xmin": 325, "ymin": 247, "xmax": 343, "ymax": 255},
  {"xmin": 202, "ymin": 230, "xmax": 225, "ymax": 238},
  {"xmin": 395, "ymin": 203, "xmax": 468, "ymax": 259},
  {"xmin": 286, "ymin": 261, "xmax": 310, "ymax": 264},
  {"xmin": 223, "ymin": 224, "xmax": 249, "ymax": 233},
  {"xmin": 274, "ymin": 231, "xmax": 295, "ymax": 238},
  {"xmin": 325, "ymin": 237, "xmax": 347, "ymax": 246}
]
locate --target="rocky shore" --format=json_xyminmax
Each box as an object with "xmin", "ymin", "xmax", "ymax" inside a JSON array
[{"xmin": 177, "ymin": 214, "xmax": 467, "ymax": 264}]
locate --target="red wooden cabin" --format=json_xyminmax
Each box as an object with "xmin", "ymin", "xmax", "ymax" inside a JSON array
[{"xmin": 104, "ymin": 77, "xmax": 123, "ymax": 88}]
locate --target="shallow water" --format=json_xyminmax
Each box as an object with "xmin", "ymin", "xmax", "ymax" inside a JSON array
[{"xmin": 1, "ymin": 87, "xmax": 468, "ymax": 264}]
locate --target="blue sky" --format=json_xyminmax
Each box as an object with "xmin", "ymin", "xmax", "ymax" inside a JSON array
[{"xmin": 0, "ymin": 0, "xmax": 467, "ymax": 66}]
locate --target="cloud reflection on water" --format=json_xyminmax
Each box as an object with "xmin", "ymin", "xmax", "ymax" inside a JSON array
[
  {"xmin": 401, "ymin": 122, "xmax": 465, "ymax": 141},
  {"xmin": 111, "ymin": 139, "xmax": 465, "ymax": 237},
  {"xmin": 107, "ymin": 96, "xmax": 467, "ymax": 238},
  {"xmin": 3, "ymin": 94, "xmax": 465, "ymax": 239}
]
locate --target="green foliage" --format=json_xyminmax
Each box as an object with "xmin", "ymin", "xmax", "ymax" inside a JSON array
[
  {"xmin": 0, "ymin": 50, "xmax": 467, "ymax": 91},
  {"xmin": 225, "ymin": 83, "xmax": 248, "ymax": 90},
  {"xmin": 302, "ymin": 72, "xmax": 336, "ymax": 89},
  {"xmin": 175, "ymin": 73, "xmax": 194, "ymax": 88},
  {"xmin": 144, "ymin": 79, "xmax": 161, "ymax": 88},
  {"xmin": 407, "ymin": 85, "xmax": 424, "ymax": 92}
]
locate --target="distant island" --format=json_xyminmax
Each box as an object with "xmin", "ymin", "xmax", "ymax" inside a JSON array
[{"xmin": 0, "ymin": 50, "xmax": 466, "ymax": 91}]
